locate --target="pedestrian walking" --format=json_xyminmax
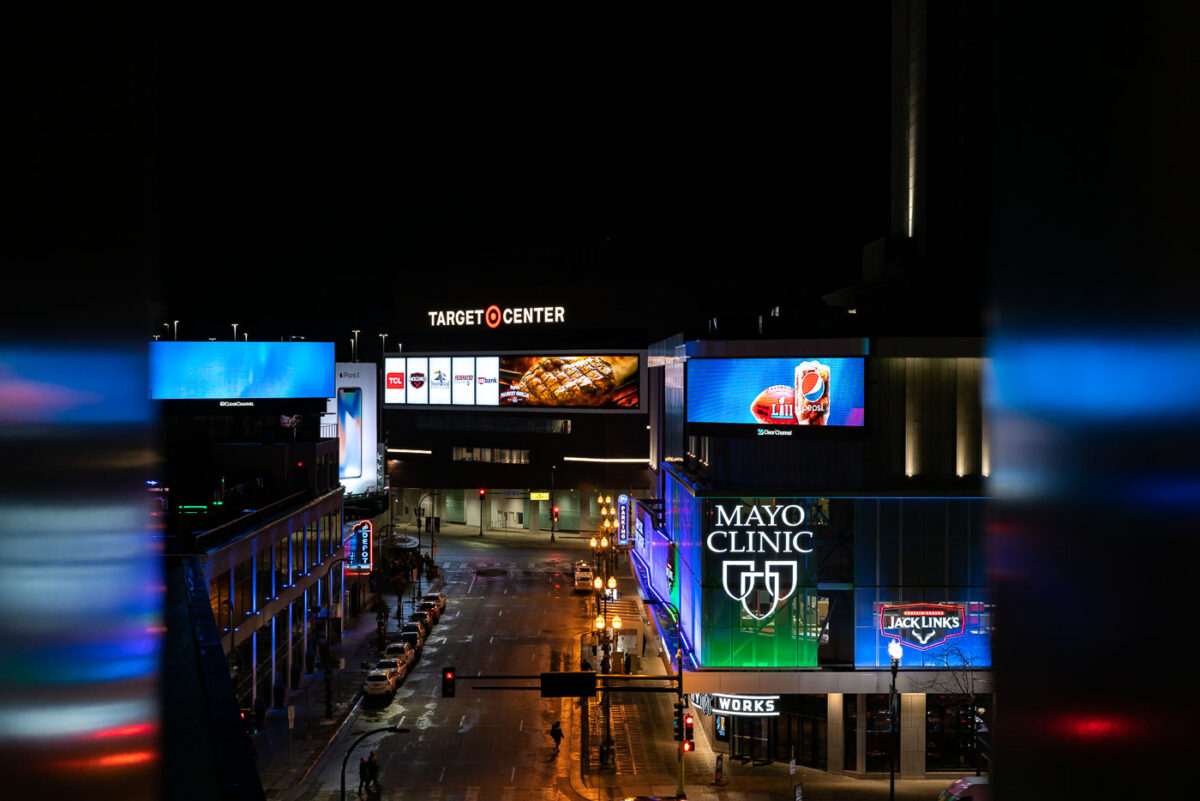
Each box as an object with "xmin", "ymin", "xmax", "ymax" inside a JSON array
[
  {"xmin": 549, "ymin": 721, "xmax": 564, "ymax": 752},
  {"xmin": 357, "ymin": 756, "xmax": 368, "ymax": 795},
  {"xmin": 367, "ymin": 750, "xmax": 380, "ymax": 790}
]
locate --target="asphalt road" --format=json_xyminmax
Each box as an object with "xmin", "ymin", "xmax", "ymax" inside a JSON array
[{"xmin": 296, "ymin": 530, "xmax": 595, "ymax": 799}]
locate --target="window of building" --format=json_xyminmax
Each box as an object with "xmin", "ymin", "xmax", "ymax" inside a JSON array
[
  {"xmin": 865, "ymin": 693, "xmax": 898, "ymax": 773},
  {"xmin": 925, "ymin": 694, "xmax": 991, "ymax": 772},
  {"xmin": 451, "ymin": 446, "xmax": 530, "ymax": 464}
]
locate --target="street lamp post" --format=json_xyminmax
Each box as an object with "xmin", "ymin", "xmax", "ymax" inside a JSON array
[
  {"xmin": 340, "ymin": 725, "xmax": 409, "ymax": 800},
  {"xmin": 888, "ymin": 639, "xmax": 903, "ymax": 801}
]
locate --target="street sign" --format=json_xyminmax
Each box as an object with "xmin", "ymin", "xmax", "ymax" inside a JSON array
[
  {"xmin": 540, "ymin": 671, "xmax": 597, "ymax": 698},
  {"xmin": 530, "ymin": 491, "xmax": 550, "ymax": 501}
]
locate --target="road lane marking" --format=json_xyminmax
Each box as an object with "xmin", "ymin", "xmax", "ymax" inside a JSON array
[
  {"xmin": 510, "ymin": 765, "xmax": 516, "ymax": 783},
  {"xmin": 439, "ymin": 766, "xmax": 445, "ymax": 783}
]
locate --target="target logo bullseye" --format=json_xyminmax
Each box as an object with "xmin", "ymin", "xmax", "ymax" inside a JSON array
[{"xmin": 485, "ymin": 305, "xmax": 502, "ymax": 328}]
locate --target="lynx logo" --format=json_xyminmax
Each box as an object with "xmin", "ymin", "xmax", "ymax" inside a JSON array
[
  {"xmin": 880, "ymin": 603, "xmax": 966, "ymax": 650},
  {"xmin": 721, "ymin": 560, "xmax": 799, "ymax": 620},
  {"xmin": 706, "ymin": 502, "xmax": 814, "ymax": 621}
]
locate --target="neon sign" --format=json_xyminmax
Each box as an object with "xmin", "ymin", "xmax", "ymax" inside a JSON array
[
  {"xmin": 345, "ymin": 520, "xmax": 372, "ymax": 573},
  {"xmin": 706, "ymin": 503, "xmax": 813, "ymax": 621},
  {"xmin": 617, "ymin": 494, "xmax": 629, "ymax": 546},
  {"xmin": 711, "ymin": 693, "xmax": 780, "ymax": 717},
  {"xmin": 880, "ymin": 603, "xmax": 965, "ymax": 650}
]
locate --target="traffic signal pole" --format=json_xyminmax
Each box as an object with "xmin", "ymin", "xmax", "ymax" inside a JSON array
[{"xmin": 676, "ymin": 647, "xmax": 685, "ymax": 799}]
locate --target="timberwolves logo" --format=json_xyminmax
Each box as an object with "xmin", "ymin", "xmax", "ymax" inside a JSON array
[{"xmin": 707, "ymin": 503, "xmax": 814, "ymax": 622}]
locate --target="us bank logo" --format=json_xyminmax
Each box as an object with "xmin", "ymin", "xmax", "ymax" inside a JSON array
[{"xmin": 707, "ymin": 503, "xmax": 814, "ymax": 621}]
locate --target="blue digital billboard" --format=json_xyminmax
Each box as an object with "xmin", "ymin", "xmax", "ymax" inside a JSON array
[
  {"xmin": 149, "ymin": 341, "xmax": 335, "ymax": 400},
  {"xmin": 686, "ymin": 357, "xmax": 866, "ymax": 427}
]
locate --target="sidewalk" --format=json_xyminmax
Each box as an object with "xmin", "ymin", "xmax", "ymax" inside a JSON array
[
  {"xmin": 252, "ymin": 576, "xmax": 441, "ymax": 799},
  {"xmin": 565, "ymin": 562, "xmax": 954, "ymax": 800}
]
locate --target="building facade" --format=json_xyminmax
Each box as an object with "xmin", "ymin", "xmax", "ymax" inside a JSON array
[{"xmin": 634, "ymin": 336, "xmax": 992, "ymax": 778}]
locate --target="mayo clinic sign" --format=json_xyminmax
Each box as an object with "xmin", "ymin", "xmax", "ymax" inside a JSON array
[{"xmin": 705, "ymin": 502, "xmax": 814, "ymax": 621}]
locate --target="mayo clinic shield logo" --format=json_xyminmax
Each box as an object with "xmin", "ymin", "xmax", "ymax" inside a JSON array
[
  {"xmin": 721, "ymin": 560, "xmax": 799, "ymax": 620},
  {"xmin": 706, "ymin": 502, "xmax": 814, "ymax": 623},
  {"xmin": 880, "ymin": 603, "xmax": 966, "ymax": 650}
]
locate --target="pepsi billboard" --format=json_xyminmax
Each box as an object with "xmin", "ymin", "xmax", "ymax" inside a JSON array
[{"xmin": 686, "ymin": 357, "xmax": 865, "ymax": 430}]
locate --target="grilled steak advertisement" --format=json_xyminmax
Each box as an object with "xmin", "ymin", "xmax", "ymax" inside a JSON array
[
  {"xmin": 499, "ymin": 356, "xmax": 638, "ymax": 408},
  {"xmin": 384, "ymin": 354, "xmax": 640, "ymax": 410}
]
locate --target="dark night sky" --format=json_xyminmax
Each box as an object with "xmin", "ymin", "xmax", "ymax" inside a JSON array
[
  {"xmin": 153, "ymin": 9, "xmax": 893, "ymax": 352},
  {"xmin": 4, "ymin": 7, "xmax": 895, "ymax": 350}
]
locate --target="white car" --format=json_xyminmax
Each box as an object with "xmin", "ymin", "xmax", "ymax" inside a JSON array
[
  {"xmin": 363, "ymin": 670, "xmax": 395, "ymax": 697},
  {"xmin": 374, "ymin": 658, "xmax": 407, "ymax": 687},
  {"xmin": 574, "ymin": 567, "xmax": 594, "ymax": 592},
  {"xmin": 384, "ymin": 640, "xmax": 414, "ymax": 669}
]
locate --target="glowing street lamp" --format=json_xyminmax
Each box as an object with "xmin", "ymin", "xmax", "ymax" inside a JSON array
[{"xmin": 888, "ymin": 639, "xmax": 903, "ymax": 800}]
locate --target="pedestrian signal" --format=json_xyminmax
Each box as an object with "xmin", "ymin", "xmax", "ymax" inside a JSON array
[{"xmin": 683, "ymin": 740, "xmax": 695, "ymax": 752}]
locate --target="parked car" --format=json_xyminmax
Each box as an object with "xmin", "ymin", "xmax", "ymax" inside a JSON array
[
  {"xmin": 408, "ymin": 611, "xmax": 432, "ymax": 636},
  {"xmin": 374, "ymin": 658, "xmax": 406, "ymax": 686},
  {"xmin": 418, "ymin": 600, "xmax": 441, "ymax": 624},
  {"xmin": 937, "ymin": 776, "xmax": 991, "ymax": 801},
  {"xmin": 383, "ymin": 640, "xmax": 414, "ymax": 669},
  {"xmin": 362, "ymin": 670, "xmax": 396, "ymax": 697},
  {"xmin": 422, "ymin": 592, "xmax": 446, "ymax": 612},
  {"xmin": 400, "ymin": 622, "xmax": 426, "ymax": 649},
  {"xmin": 398, "ymin": 630, "xmax": 422, "ymax": 657}
]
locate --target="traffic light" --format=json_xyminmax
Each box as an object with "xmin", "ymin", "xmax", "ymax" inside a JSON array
[
  {"xmin": 684, "ymin": 713, "xmax": 694, "ymax": 741},
  {"xmin": 479, "ymin": 489, "xmax": 486, "ymax": 498},
  {"xmin": 682, "ymin": 739, "xmax": 695, "ymax": 753},
  {"xmin": 552, "ymin": 506, "xmax": 560, "ymax": 523},
  {"xmin": 673, "ymin": 700, "xmax": 685, "ymax": 741},
  {"xmin": 442, "ymin": 667, "xmax": 456, "ymax": 697}
]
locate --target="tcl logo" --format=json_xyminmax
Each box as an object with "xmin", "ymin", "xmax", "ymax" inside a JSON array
[{"xmin": 386, "ymin": 373, "xmax": 405, "ymax": 388}]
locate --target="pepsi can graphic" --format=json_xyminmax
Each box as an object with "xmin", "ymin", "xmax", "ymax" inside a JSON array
[{"xmin": 794, "ymin": 361, "xmax": 831, "ymax": 425}]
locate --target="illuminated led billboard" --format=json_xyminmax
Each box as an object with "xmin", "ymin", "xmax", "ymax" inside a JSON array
[
  {"xmin": 686, "ymin": 357, "xmax": 865, "ymax": 430},
  {"xmin": 150, "ymin": 341, "xmax": 334, "ymax": 400},
  {"xmin": 325, "ymin": 363, "xmax": 379, "ymax": 495},
  {"xmin": 384, "ymin": 353, "xmax": 643, "ymax": 411}
]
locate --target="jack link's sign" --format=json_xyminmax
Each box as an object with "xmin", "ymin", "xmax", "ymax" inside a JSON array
[
  {"xmin": 706, "ymin": 503, "xmax": 814, "ymax": 621},
  {"xmin": 880, "ymin": 603, "xmax": 966, "ymax": 650}
]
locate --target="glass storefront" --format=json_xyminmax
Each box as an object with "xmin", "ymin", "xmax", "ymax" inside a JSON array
[
  {"xmin": 926, "ymin": 693, "xmax": 991, "ymax": 772},
  {"xmin": 865, "ymin": 693, "xmax": 898, "ymax": 773}
]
